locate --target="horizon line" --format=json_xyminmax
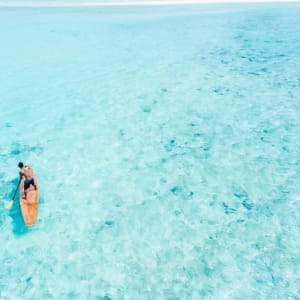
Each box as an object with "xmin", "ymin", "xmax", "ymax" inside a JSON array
[{"xmin": 0, "ymin": 0, "xmax": 300, "ymax": 8}]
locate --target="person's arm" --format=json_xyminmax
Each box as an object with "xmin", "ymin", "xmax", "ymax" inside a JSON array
[{"xmin": 19, "ymin": 175, "xmax": 26, "ymax": 199}]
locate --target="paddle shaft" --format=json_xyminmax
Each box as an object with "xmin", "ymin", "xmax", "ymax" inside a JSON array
[{"xmin": 12, "ymin": 178, "xmax": 21, "ymax": 201}]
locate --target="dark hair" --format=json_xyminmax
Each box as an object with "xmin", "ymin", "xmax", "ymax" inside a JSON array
[{"xmin": 18, "ymin": 162, "xmax": 24, "ymax": 168}]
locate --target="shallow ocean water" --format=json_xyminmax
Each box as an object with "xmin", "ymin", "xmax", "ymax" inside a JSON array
[{"xmin": 0, "ymin": 3, "xmax": 300, "ymax": 299}]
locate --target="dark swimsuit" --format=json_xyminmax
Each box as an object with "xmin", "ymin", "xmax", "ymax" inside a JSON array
[{"xmin": 24, "ymin": 177, "xmax": 34, "ymax": 190}]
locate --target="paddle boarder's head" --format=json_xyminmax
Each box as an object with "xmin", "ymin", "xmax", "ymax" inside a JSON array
[{"xmin": 18, "ymin": 162, "xmax": 24, "ymax": 169}]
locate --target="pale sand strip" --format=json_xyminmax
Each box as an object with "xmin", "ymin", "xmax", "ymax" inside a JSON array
[{"xmin": 0, "ymin": 0, "xmax": 300, "ymax": 7}]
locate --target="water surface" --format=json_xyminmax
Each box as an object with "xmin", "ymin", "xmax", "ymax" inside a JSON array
[{"xmin": 0, "ymin": 4, "xmax": 300, "ymax": 299}]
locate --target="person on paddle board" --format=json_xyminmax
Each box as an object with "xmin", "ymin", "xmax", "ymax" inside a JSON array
[{"xmin": 18, "ymin": 162, "xmax": 37, "ymax": 199}]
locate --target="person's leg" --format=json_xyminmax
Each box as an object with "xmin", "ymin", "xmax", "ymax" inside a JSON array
[
  {"xmin": 33, "ymin": 179, "xmax": 37, "ymax": 190},
  {"xmin": 20, "ymin": 179, "xmax": 26, "ymax": 199},
  {"xmin": 24, "ymin": 178, "xmax": 34, "ymax": 199},
  {"xmin": 24, "ymin": 178, "xmax": 30, "ymax": 190}
]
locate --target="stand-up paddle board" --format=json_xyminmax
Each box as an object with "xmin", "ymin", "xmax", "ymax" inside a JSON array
[{"xmin": 20, "ymin": 173, "xmax": 39, "ymax": 226}]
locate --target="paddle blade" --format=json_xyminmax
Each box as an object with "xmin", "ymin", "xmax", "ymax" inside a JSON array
[{"xmin": 5, "ymin": 200, "xmax": 14, "ymax": 209}]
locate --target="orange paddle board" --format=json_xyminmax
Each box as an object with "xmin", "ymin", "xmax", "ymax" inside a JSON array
[{"xmin": 20, "ymin": 173, "xmax": 39, "ymax": 226}]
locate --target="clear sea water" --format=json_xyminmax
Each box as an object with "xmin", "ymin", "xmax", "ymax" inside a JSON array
[{"xmin": 0, "ymin": 3, "xmax": 300, "ymax": 299}]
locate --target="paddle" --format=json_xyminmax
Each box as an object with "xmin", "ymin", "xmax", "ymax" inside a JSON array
[{"xmin": 5, "ymin": 178, "xmax": 21, "ymax": 209}]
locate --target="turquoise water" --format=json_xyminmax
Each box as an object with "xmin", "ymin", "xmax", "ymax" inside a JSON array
[{"xmin": 1, "ymin": 4, "xmax": 300, "ymax": 299}]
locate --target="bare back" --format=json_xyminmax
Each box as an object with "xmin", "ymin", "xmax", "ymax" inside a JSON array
[{"xmin": 20, "ymin": 165, "xmax": 34, "ymax": 179}]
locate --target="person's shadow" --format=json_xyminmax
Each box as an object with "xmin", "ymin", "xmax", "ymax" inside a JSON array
[{"xmin": 7, "ymin": 178, "xmax": 30, "ymax": 235}]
